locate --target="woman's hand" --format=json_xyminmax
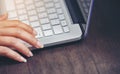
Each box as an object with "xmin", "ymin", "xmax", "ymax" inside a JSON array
[
  {"xmin": 0, "ymin": 13, "xmax": 8, "ymax": 21},
  {"xmin": 0, "ymin": 14, "xmax": 43, "ymax": 62}
]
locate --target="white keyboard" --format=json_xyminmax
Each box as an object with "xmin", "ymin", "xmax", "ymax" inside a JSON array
[{"xmin": 6, "ymin": 0, "xmax": 70, "ymax": 38}]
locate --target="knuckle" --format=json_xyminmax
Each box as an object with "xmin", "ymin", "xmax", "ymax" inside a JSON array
[
  {"xmin": 0, "ymin": 47, "xmax": 8, "ymax": 56},
  {"xmin": 10, "ymin": 20, "xmax": 21, "ymax": 27},
  {"xmin": 15, "ymin": 28, "xmax": 23, "ymax": 36},
  {"xmin": 9, "ymin": 38, "xmax": 18, "ymax": 46},
  {"xmin": 14, "ymin": 20, "xmax": 20, "ymax": 23},
  {"xmin": 13, "ymin": 20, "xmax": 21, "ymax": 26}
]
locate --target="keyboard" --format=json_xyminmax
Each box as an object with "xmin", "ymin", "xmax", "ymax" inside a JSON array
[
  {"xmin": 7, "ymin": 0, "xmax": 70, "ymax": 39},
  {"xmin": 78, "ymin": 0, "xmax": 91, "ymax": 21}
]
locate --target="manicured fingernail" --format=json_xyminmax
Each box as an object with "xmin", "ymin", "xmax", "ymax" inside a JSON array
[
  {"xmin": 36, "ymin": 41, "xmax": 44, "ymax": 48},
  {"xmin": 20, "ymin": 57, "xmax": 27, "ymax": 63},
  {"xmin": 41, "ymin": 44, "xmax": 44, "ymax": 48},
  {"xmin": 29, "ymin": 51, "xmax": 33, "ymax": 57},
  {"xmin": 33, "ymin": 29, "xmax": 37, "ymax": 35}
]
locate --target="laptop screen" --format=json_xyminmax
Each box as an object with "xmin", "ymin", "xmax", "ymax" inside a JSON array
[
  {"xmin": 76, "ymin": 0, "xmax": 94, "ymax": 36},
  {"xmin": 65, "ymin": 0, "xmax": 94, "ymax": 36},
  {"xmin": 76, "ymin": 0, "xmax": 93, "ymax": 22}
]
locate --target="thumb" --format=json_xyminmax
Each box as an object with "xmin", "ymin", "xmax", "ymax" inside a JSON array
[{"xmin": 0, "ymin": 13, "xmax": 8, "ymax": 21}]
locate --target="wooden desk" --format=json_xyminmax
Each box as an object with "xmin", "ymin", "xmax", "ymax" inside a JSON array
[{"xmin": 0, "ymin": 0, "xmax": 120, "ymax": 74}]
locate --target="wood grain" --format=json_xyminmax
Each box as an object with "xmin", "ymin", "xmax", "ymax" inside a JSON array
[{"xmin": 0, "ymin": 0, "xmax": 120, "ymax": 74}]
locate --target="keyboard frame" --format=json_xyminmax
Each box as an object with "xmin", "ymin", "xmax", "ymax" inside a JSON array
[{"xmin": 1, "ymin": 0, "xmax": 90, "ymax": 49}]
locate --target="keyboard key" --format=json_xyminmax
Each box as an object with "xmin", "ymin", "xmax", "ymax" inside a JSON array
[
  {"xmin": 26, "ymin": 4, "xmax": 35, "ymax": 10},
  {"xmin": 8, "ymin": 11, "xmax": 17, "ymax": 18},
  {"xmin": 55, "ymin": 3, "xmax": 61, "ymax": 8},
  {"xmin": 5, "ymin": 0, "xmax": 15, "ymax": 11},
  {"xmin": 34, "ymin": 27, "xmax": 43, "ymax": 38},
  {"xmin": 19, "ymin": 14, "xmax": 28, "ymax": 21},
  {"xmin": 49, "ymin": 13, "xmax": 58, "ymax": 19},
  {"xmin": 16, "ymin": 4, "xmax": 25, "ymax": 9},
  {"xmin": 44, "ymin": 0, "xmax": 52, "ymax": 3},
  {"xmin": 47, "ymin": 8, "xmax": 56, "ymax": 14},
  {"xmin": 30, "ymin": 21, "xmax": 40, "ymax": 27},
  {"xmin": 17, "ymin": 9, "xmax": 27, "ymax": 15},
  {"xmin": 25, "ymin": 0, "xmax": 33, "ymax": 5},
  {"xmin": 59, "ymin": 14, "xmax": 65, "ymax": 20},
  {"xmin": 35, "ymin": 1, "xmax": 44, "ymax": 7},
  {"xmin": 82, "ymin": 3, "xmax": 88, "ymax": 8},
  {"xmin": 57, "ymin": 9, "xmax": 63, "ymax": 14},
  {"xmin": 42, "ymin": 24, "xmax": 51, "ymax": 30},
  {"xmin": 15, "ymin": 0, "xmax": 24, "ymax": 4},
  {"xmin": 9, "ymin": 17, "xmax": 18, "ymax": 20},
  {"xmin": 39, "ymin": 13, "xmax": 47, "ymax": 18},
  {"xmin": 87, "ymin": 2, "xmax": 90, "ymax": 6},
  {"xmin": 28, "ymin": 10, "xmax": 37, "ymax": 16},
  {"xmin": 45, "ymin": 3, "xmax": 54, "ymax": 8},
  {"xmin": 79, "ymin": 0, "xmax": 91, "ymax": 16},
  {"xmin": 44, "ymin": 30, "xmax": 53, "ymax": 36},
  {"xmin": 34, "ymin": 0, "xmax": 40, "ymax": 2},
  {"xmin": 53, "ymin": 25, "xmax": 63, "ymax": 34},
  {"xmin": 63, "ymin": 26, "xmax": 70, "ymax": 32},
  {"xmin": 37, "ymin": 7, "xmax": 46, "ymax": 13},
  {"xmin": 51, "ymin": 19, "xmax": 60, "ymax": 25},
  {"xmin": 61, "ymin": 20, "xmax": 67, "ymax": 26},
  {"xmin": 40, "ymin": 18, "xmax": 49, "ymax": 24},
  {"xmin": 29, "ymin": 16, "xmax": 38, "ymax": 21},
  {"xmin": 85, "ymin": 8, "xmax": 89, "ymax": 14},
  {"xmin": 54, "ymin": 0, "xmax": 59, "ymax": 2}
]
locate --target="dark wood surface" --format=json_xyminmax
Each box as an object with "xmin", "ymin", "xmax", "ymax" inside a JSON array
[{"xmin": 0, "ymin": 0, "xmax": 120, "ymax": 74}]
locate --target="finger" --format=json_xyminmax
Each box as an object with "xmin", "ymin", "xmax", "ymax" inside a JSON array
[
  {"xmin": 0, "ymin": 13, "xmax": 8, "ymax": 21},
  {"xmin": 0, "ymin": 20, "xmax": 36, "ymax": 35},
  {"xmin": 0, "ymin": 36, "xmax": 33, "ymax": 57},
  {"xmin": 0, "ymin": 46, "xmax": 27, "ymax": 62},
  {"xmin": 0, "ymin": 28, "xmax": 43, "ymax": 48}
]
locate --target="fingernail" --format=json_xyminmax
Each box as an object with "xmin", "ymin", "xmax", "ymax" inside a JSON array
[
  {"xmin": 20, "ymin": 57, "xmax": 27, "ymax": 63},
  {"xmin": 36, "ymin": 41, "xmax": 44, "ymax": 48},
  {"xmin": 29, "ymin": 51, "xmax": 33, "ymax": 57},
  {"xmin": 41, "ymin": 44, "xmax": 44, "ymax": 48},
  {"xmin": 33, "ymin": 29, "xmax": 37, "ymax": 35}
]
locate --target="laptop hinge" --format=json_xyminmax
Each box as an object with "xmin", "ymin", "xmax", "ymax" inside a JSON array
[{"xmin": 65, "ymin": 0, "xmax": 85, "ymax": 24}]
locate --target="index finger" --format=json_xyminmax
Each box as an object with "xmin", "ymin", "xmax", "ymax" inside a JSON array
[
  {"xmin": 0, "ymin": 20, "xmax": 36, "ymax": 35},
  {"xmin": 0, "ymin": 13, "xmax": 8, "ymax": 21}
]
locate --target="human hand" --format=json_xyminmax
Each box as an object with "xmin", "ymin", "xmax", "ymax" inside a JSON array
[
  {"xmin": 0, "ymin": 13, "xmax": 8, "ymax": 21},
  {"xmin": 0, "ymin": 14, "xmax": 43, "ymax": 62}
]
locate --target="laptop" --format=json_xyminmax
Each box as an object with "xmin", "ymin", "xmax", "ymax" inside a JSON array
[{"xmin": 0, "ymin": 0, "xmax": 94, "ymax": 49}]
